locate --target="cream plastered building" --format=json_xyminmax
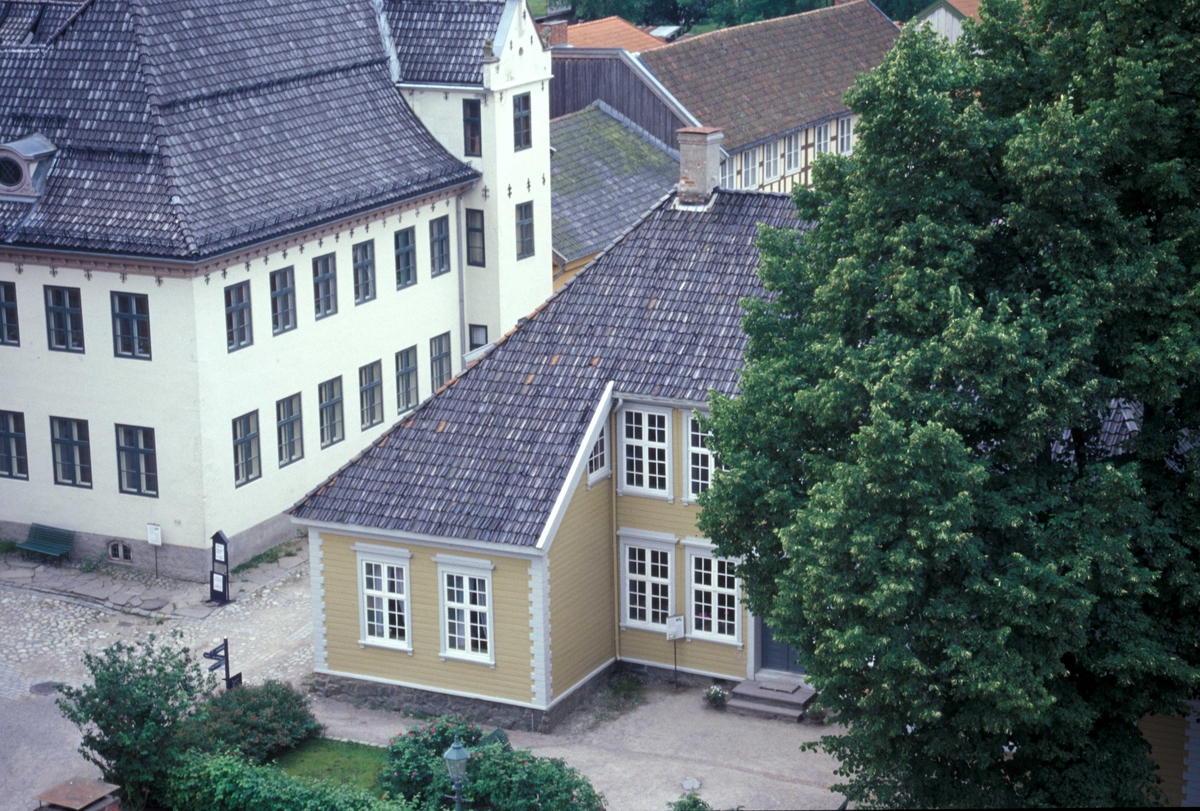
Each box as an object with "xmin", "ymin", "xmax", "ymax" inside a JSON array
[{"xmin": 0, "ymin": 0, "xmax": 552, "ymax": 580}]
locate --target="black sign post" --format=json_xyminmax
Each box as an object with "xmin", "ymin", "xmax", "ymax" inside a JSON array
[
  {"xmin": 209, "ymin": 530, "xmax": 231, "ymax": 605},
  {"xmin": 202, "ymin": 637, "xmax": 242, "ymax": 690}
]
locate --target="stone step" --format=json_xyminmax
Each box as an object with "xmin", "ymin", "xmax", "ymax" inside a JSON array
[
  {"xmin": 731, "ymin": 679, "xmax": 817, "ymax": 711},
  {"xmin": 725, "ymin": 697, "xmax": 804, "ymax": 723}
]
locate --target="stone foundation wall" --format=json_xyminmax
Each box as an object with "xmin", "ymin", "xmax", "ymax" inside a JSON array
[{"xmin": 616, "ymin": 659, "xmax": 734, "ymax": 689}]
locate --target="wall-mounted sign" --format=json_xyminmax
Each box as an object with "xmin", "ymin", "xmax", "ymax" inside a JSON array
[{"xmin": 146, "ymin": 523, "xmax": 162, "ymax": 546}]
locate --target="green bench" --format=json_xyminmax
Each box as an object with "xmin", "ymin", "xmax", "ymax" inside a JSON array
[
  {"xmin": 478, "ymin": 728, "xmax": 513, "ymax": 752},
  {"xmin": 17, "ymin": 523, "xmax": 75, "ymax": 562}
]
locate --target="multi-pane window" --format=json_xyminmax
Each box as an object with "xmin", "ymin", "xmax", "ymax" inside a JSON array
[
  {"xmin": 51, "ymin": 417, "xmax": 91, "ymax": 487},
  {"xmin": 232, "ymin": 411, "xmax": 261, "ymax": 486},
  {"xmin": 465, "ymin": 209, "xmax": 485, "ymax": 266},
  {"xmin": 444, "ymin": 571, "xmax": 490, "ymax": 658},
  {"xmin": 838, "ymin": 116, "xmax": 854, "ymax": 155},
  {"xmin": 359, "ymin": 360, "xmax": 383, "ymax": 429},
  {"xmin": 396, "ymin": 346, "xmax": 418, "ymax": 413},
  {"xmin": 116, "ymin": 424, "xmax": 157, "ymax": 496},
  {"xmin": 689, "ymin": 415, "xmax": 713, "ymax": 497},
  {"xmin": 815, "ymin": 122, "xmax": 830, "ymax": 154},
  {"xmin": 429, "ymin": 216, "xmax": 450, "ymax": 277},
  {"xmin": 740, "ymin": 148, "xmax": 758, "ymax": 188},
  {"xmin": 513, "ymin": 92, "xmax": 532, "ymax": 150},
  {"xmin": 276, "ymin": 393, "xmax": 303, "ymax": 466},
  {"xmin": 692, "ymin": 554, "xmax": 738, "ymax": 640},
  {"xmin": 430, "ymin": 331, "xmax": 452, "ymax": 390},
  {"xmin": 364, "ymin": 560, "xmax": 408, "ymax": 647},
  {"xmin": 463, "ymin": 99, "xmax": 482, "ymax": 157},
  {"xmin": 469, "ymin": 324, "xmax": 488, "ymax": 350},
  {"xmin": 0, "ymin": 410, "xmax": 27, "ymax": 479},
  {"xmin": 318, "ymin": 377, "xmax": 344, "ymax": 447},
  {"xmin": 587, "ymin": 426, "xmax": 607, "ymax": 482},
  {"xmin": 1, "ymin": 281, "xmax": 19, "ymax": 345},
  {"xmin": 719, "ymin": 158, "xmax": 733, "ymax": 189},
  {"xmin": 763, "ymin": 141, "xmax": 779, "ymax": 181},
  {"xmin": 626, "ymin": 545, "xmax": 671, "ymax": 627},
  {"xmin": 785, "ymin": 132, "xmax": 801, "ymax": 173},
  {"xmin": 395, "ymin": 227, "xmax": 417, "ymax": 289},
  {"xmin": 313, "ymin": 253, "xmax": 337, "ymax": 318},
  {"xmin": 516, "ymin": 201, "xmax": 534, "ymax": 259},
  {"xmin": 623, "ymin": 409, "xmax": 668, "ymax": 493},
  {"xmin": 45, "ymin": 286, "xmax": 84, "ymax": 352},
  {"xmin": 111, "ymin": 292, "xmax": 151, "ymax": 359},
  {"xmin": 269, "ymin": 267, "xmax": 297, "ymax": 335},
  {"xmin": 224, "ymin": 281, "xmax": 252, "ymax": 351},
  {"xmin": 353, "ymin": 241, "xmax": 376, "ymax": 304}
]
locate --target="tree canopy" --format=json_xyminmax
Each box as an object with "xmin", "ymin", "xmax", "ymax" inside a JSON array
[{"xmin": 699, "ymin": 0, "xmax": 1200, "ymax": 806}]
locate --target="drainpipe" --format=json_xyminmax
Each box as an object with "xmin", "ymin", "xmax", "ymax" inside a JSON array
[
  {"xmin": 611, "ymin": 395, "xmax": 623, "ymax": 664},
  {"xmin": 455, "ymin": 185, "xmax": 474, "ymax": 366}
]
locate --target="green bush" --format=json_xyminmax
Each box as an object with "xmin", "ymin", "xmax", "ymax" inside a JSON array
[
  {"xmin": 162, "ymin": 751, "xmax": 414, "ymax": 811},
  {"xmin": 173, "ymin": 681, "xmax": 322, "ymax": 764},
  {"xmin": 379, "ymin": 715, "xmax": 604, "ymax": 811},
  {"xmin": 669, "ymin": 793, "xmax": 712, "ymax": 811}
]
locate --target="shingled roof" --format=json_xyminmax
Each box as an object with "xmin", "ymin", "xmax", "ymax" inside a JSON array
[
  {"xmin": 550, "ymin": 103, "xmax": 679, "ymax": 263},
  {"xmin": 292, "ymin": 190, "xmax": 803, "ymax": 545},
  {"xmin": 0, "ymin": 0, "xmax": 477, "ymax": 259},
  {"xmin": 383, "ymin": 0, "xmax": 506, "ymax": 85},
  {"xmin": 565, "ymin": 16, "xmax": 665, "ymax": 51},
  {"xmin": 637, "ymin": 0, "xmax": 898, "ymax": 151}
]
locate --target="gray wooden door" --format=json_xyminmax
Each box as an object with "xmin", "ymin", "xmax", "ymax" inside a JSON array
[{"xmin": 760, "ymin": 621, "xmax": 804, "ymax": 674}]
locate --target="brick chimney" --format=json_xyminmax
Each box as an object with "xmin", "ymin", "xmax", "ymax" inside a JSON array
[
  {"xmin": 676, "ymin": 127, "xmax": 723, "ymax": 205},
  {"xmin": 539, "ymin": 20, "xmax": 568, "ymax": 47}
]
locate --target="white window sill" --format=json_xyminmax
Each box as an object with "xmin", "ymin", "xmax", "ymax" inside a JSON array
[
  {"xmin": 617, "ymin": 487, "xmax": 673, "ymax": 503},
  {"xmin": 586, "ymin": 470, "xmax": 611, "ymax": 489},
  {"xmin": 620, "ymin": 622, "xmax": 670, "ymax": 635},
  {"xmin": 439, "ymin": 651, "xmax": 495, "ymax": 668},
  {"xmin": 359, "ymin": 638, "xmax": 413, "ymax": 654},
  {"xmin": 688, "ymin": 632, "xmax": 743, "ymax": 649}
]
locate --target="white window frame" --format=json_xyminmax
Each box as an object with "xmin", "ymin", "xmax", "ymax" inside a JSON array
[
  {"xmin": 619, "ymin": 529, "xmax": 676, "ymax": 633},
  {"xmin": 435, "ymin": 554, "xmax": 495, "ymax": 666},
  {"xmin": 683, "ymin": 411, "xmax": 714, "ymax": 505},
  {"xmin": 784, "ymin": 132, "xmax": 801, "ymax": 173},
  {"xmin": 353, "ymin": 543, "xmax": 412, "ymax": 652},
  {"xmin": 586, "ymin": 424, "xmax": 609, "ymax": 487},
  {"xmin": 763, "ymin": 140, "xmax": 780, "ymax": 182},
  {"xmin": 684, "ymin": 539, "xmax": 742, "ymax": 648},
  {"xmin": 838, "ymin": 116, "xmax": 854, "ymax": 155},
  {"xmin": 740, "ymin": 147, "xmax": 758, "ymax": 188},
  {"xmin": 618, "ymin": 406, "xmax": 673, "ymax": 501},
  {"xmin": 719, "ymin": 156, "xmax": 733, "ymax": 188},
  {"xmin": 815, "ymin": 122, "xmax": 830, "ymax": 155}
]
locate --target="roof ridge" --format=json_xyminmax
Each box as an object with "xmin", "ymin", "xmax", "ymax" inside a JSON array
[{"xmin": 657, "ymin": 0, "xmax": 873, "ymax": 49}]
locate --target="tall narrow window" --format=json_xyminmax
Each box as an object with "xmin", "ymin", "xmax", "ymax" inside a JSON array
[
  {"xmin": 689, "ymin": 415, "xmax": 712, "ymax": 497},
  {"xmin": 363, "ymin": 560, "xmax": 408, "ymax": 647},
  {"xmin": 276, "ymin": 393, "xmax": 303, "ymax": 466},
  {"xmin": 51, "ymin": 416, "xmax": 91, "ymax": 487},
  {"xmin": 465, "ymin": 209, "xmax": 485, "ymax": 266},
  {"xmin": 691, "ymin": 553, "xmax": 738, "ymax": 641},
  {"xmin": 313, "ymin": 253, "xmax": 337, "ymax": 318},
  {"xmin": 763, "ymin": 141, "xmax": 779, "ymax": 181},
  {"xmin": 430, "ymin": 332, "xmax": 452, "ymax": 390},
  {"xmin": 515, "ymin": 201, "xmax": 534, "ymax": 259},
  {"xmin": 395, "ymin": 227, "xmax": 416, "ymax": 289},
  {"xmin": 269, "ymin": 267, "xmax": 297, "ymax": 335},
  {"xmin": 815, "ymin": 122, "xmax": 830, "ymax": 154},
  {"xmin": 232, "ymin": 411, "xmax": 260, "ymax": 486},
  {"xmin": 116, "ymin": 424, "xmax": 157, "ymax": 496},
  {"xmin": 224, "ymin": 281, "xmax": 253, "ymax": 351},
  {"xmin": 353, "ymin": 241, "xmax": 376, "ymax": 304},
  {"xmin": 45, "ymin": 286, "xmax": 84, "ymax": 352},
  {"xmin": 838, "ymin": 116, "xmax": 854, "ymax": 155},
  {"xmin": 0, "ymin": 281, "xmax": 19, "ymax": 345},
  {"xmin": 395, "ymin": 346, "xmax": 418, "ymax": 412},
  {"xmin": 443, "ymin": 570, "xmax": 491, "ymax": 659},
  {"xmin": 111, "ymin": 292, "xmax": 151, "ymax": 359},
  {"xmin": 587, "ymin": 426, "xmax": 608, "ymax": 484},
  {"xmin": 318, "ymin": 377, "xmax": 344, "ymax": 447},
  {"xmin": 513, "ymin": 92, "xmax": 532, "ymax": 150},
  {"xmin": 463, "ymin": 99, "xmax": 482, "ymax": 157},
  {"xmin": 740, "ymin": 148, "xmax": 758, "ymax": 189},
  {"xmin": 0, "ymin": 410, "xmax": 27, "ymax": 479},
  {"xmin": 623, "ymin": 408, "xmax": 669, "ymax": 494},
  {"xmin": 625, "ymin": 544, "xmax": 671, "ymax": 628},
  {"xmin": 785, "ymin": 132, "xmax": 801, "ymax": 173},
  {"xmin": 359, "ymin": 360, "xmax": 383, "ymax": 429},
  {"xmin": 429, "ymin": 216, "xmax": 450, "ymax": 277},
  {"xmin": 469, "ymin": 324, "xmax": 488, "ymax": 350},
  {"xmin": 719, "ymin": 158, "xmax": 733, "ymax": 188}
]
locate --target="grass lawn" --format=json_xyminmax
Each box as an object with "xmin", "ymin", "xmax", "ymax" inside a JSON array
[{"xmin": 273, "ymin": 738, "xmax": 390, "ymax": 795}]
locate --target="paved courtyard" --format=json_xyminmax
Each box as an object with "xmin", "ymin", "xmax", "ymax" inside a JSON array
[{"xmin": 0, "ymin": 547, "xmax": 844, "ymax": 811}]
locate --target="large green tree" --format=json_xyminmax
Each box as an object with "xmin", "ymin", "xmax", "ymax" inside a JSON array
[{"xmin": 699, "ymin": 0, "xmax": 1200, "ymax": 806}]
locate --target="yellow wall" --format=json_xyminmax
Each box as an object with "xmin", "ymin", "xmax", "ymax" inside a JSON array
[
  {"xmin": 1141, "ymin": 713, "xmax": 1187, "ymax": 806},
  {"xmin": 320, "ymin": 531, "xmax": 535, "ymax": 705},
  {"xmin": 552, "ymin": 253, "xmax": 596, "ymax": 291},
  {"xmin": 547, "ymin": 471, "xmax": 616, "ymax": 700}
]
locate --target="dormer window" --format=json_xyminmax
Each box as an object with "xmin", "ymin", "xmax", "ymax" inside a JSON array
[{"xmin": 0, "ymin": 133, "xmax": 57, "ymax": 200}]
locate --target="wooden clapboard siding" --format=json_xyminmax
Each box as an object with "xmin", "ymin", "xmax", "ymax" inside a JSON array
[
  {"xmin": 547, "ymin": 470, "xmax": 616, "ymax": 700},
  {"xmin": 321, "ymin": 532, "xmax": 534, "ymax": 704},
  {"xmin": 1141, "ymin": 713, "xmax": 1187, "ymax": 806},
  {"xmin": 619, "ymin": 608, "xmax": 748, "ymax": 678},
  {"xmin": 553, "ymin": 252, "xmax": 596, "ymax": 291}
]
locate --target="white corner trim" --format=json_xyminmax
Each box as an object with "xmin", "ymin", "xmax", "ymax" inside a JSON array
[
  {"xmin": 617, "ymin": 526, "xmax": 678, "ymax": 547},
  {"xmin": 431, "ymin": 553, "xmax": 494, "ymax": 571},
  {"xmin": 536, "ymin": 381, "xmax": 614, "ymax": 551},
  {"xmin": 309, "ymin": 530, "xmax": 328, "ymax": 671},
  {"xmin": 351, "ymin": 542, "xmax": 412, "ymax": 560},
  {"xmin": 528, "ymin": 557, "xmax": 551, "ymax": 709}
]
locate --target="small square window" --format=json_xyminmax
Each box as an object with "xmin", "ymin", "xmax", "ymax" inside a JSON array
[
  {"xmin": 45, "ymin": 286, "xmax": 84, "ymax": 352},
  {"xmin": 466, "ymin": 209, "xmax": 485, "ymax": 267},
  {"xmin": 469, "ymin": 324, "xmax": 488, "ymax": 350},
  {"xmin": 359, "ymin": 360, "xmax": 384, "ymax": 429},
  {"xmin": 0, "ymin": 410, "xmax": 28, "ymax": 480},
  {"xmin": 232, "ymin": 411, "xmax": 261, "ymax": 486},
  {"xmin": 430, "ymin": 331, "xmax": 452, "ymax": 391},
  {"xmin": 116, "ymin": 424, "xmax": 157, "ymax": 496},
  {"xmin": 395, "ymin": 227, "xmax": 416, "ymax": 289},
  {"xmin": 516, "ymin": 201, "xmax": 534, "ymax": 260},
  {"xmin": 318, "ymin": 376, "xmax": 344, "ymax": 448},
  {"xmin": 108, "ymin": 541, "xmax": 133, "ymax": 562},
  {"xmin": 269, "ymin": 267, "xmax": 297, "ymax": 335},
  {"xmin": 353, "ymin": 241, "xmax": 376, "ymax": 304},
  {"xmin": 463, "ymin": 99, "xmax": 482, "ymax": 157},
  {"xmin": 513, "ymin": 92, "xmax": 532, "ymax": 151},
  {"xmin": 51, "ymin": 416, "xmax": 91, "ymax": 487},
  {"xmin": 430, "ymin": 216, "xmax": 450, "ymax": 277},
  {"xmin": 276, "ymin": 393, "xmax": 303, "ymax": 466},
  {"xmin": 1, "ymin": 281, "xmax": 20, "ymax": 346},
  {"xmin": 313, "ymin": 254, "xmax": 338, "ymax": 318},
  {"xmin": 111, "ymin": 292, "xmax": 151, "ymax": 359},
  {"xmin": 395, "ymin": 346, "xmax": 418, "ymax": 413},
  {"xmin": 224, "ymin": 281, "xmax": 253, "ymax": 351}
]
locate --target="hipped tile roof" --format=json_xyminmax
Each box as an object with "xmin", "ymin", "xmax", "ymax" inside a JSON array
[
  {"xmin": 565, "ymin": 16, "xmax": 665, "ymax": 51},
  {"xmin": 383, "ymin": 0, "xmax": 506, "ymax": 85},
  {"xmin": 292, "ymin": 190, "xmax": 804, "ymax": 545},
  {"xmin": 637, "ymin": 0, "xmax": 898, "ymax": 151},
  {"xmin": 550, "ymin": 103, "xmax": 679, "ymax": 263},
  {"xmin": 0, "ymin": 0, "xmax": 477, "ymax": 259}
]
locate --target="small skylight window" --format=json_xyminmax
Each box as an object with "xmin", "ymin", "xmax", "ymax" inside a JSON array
[
  {"xmin": 0, "ymin": 158, "xmax": 21, "ymax": 187},
  {"xmin": 0, "ymin": 133, "xmax": 57, "ymax": 200}
]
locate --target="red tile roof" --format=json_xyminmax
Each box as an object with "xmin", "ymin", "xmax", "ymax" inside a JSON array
[
  {"xmin": 566, "ymin": 16, "xmax": 666, "ymax": 51},
  {"xmin": 946, "ymin": 0, "xmax": 980, "ymax": 19}
]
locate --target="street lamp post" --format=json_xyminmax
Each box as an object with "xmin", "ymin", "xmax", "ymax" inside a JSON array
[{"xmin": 443, "ymin": 734, "xmax": 470, "ymax": 811}]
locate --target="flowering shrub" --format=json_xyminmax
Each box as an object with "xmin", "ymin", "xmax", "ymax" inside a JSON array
[
  {"xmin": 380, "ymin": 716, "xmax": 483, "ymax": 808},
  {"xmin": 703, "ymin": 686, "xmax": 727, "ymax": 710}
]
